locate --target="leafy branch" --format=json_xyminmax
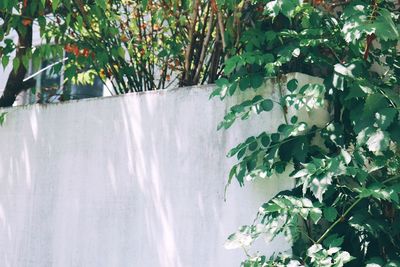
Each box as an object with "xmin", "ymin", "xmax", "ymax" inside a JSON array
[{"xmin": 217, "ymin": 0, "xmax": 400, "ymax": 266}]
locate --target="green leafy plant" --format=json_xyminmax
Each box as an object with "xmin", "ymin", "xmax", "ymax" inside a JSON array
[
  {"xmin": 0, "ymin": 0, "xmax": 226, "ymax": 106},
  {"xmin": 214, "ymin": 0, "xmax": 400, "ymax": 266},
  {"xmin": 0, "ymin": 112, "xmax": 7, "ymax": 126}
]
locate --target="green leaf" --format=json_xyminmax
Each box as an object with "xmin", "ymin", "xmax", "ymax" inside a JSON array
[
  {"xmin": 341, "ymin": 149, "xmax": 352, "ymax": 165},
  {"xmin": 237, "ymin": 148, "xmax": 246, "ymax": 160},
  {"xmin": 323, "ymin": 207, "xmax": 338, "ymax": 222},
  {"xmin": 0, "ymin": 112, "xmax": 7, "ymax": 126},
  {"xmin": 332, "ymin": 74, "xmax": 345, "ymax": 91},
  {"xmin": 141, "ymin": 0, "xmax": 148, "ymax": 8},
  {"xmin": 118, "ymin": 47, "xmax": 125, "ymax": 58},
  {"xmin": 250, "ymin": 74, "xmax": 264, "ymax": 89},
  {"xmin": 381, "ymin": 88, "xmax": 400, "ymax": 108},
  {"xmin": 366, "ymin": 130, "xmax": 390, "ymax": 153},
  {"xmin": 310, "ymin": 208, "xmax": 322, "ymax": 224},
  {"xmin": 228, "ymin": 81, "xmax": 237, "ymax": 96},
  {"xmin": 375, "ymin": 108, "xmax": 397, "ymax": 130},
  {"xmin": 2, "ymin": 56, "xmax": 9, "ymax": 68},
  {"xmin": 364, "ymin": 94, "xmax": 388, "ymax": 117},
  {"xmin": 21, "ymin": 54, "xmax": 30, "ymax": 70},
  {"xmin": 389, "ymin": 121, "xmax": 400, "ymax": 144},
  {"xmin": 248, "ymin": 140, "xmax": 258, "ymax": 151},
  {"xmin": 265, "ymin": 0, "xmax": 302, "ymax": 18},
  {"xmin": 52, "ymin": 0, "xmax": 60, "ymax": 12},
  {"xmin": 360, "ymin": 184, "xmax": 393, "ymax": 201},
  {"xmin": 260, "ymin": 99, "xmax": 273, "ymax": 111},
  {"xmin": 211, "ymin": 78, "xmax": 228, "ymax": 99},
  {"xmin": 224, "ymin": 56, "xmax": 240, "ymax": 75},
  {"xmin": 236, "ymin": 162, "xmax": 246, "ymax": 186},
  {"xmin": 239, "ymin": 76, "xmax": 251, "ymax": 91},
  {"xmin": 334, "ymin": 63, "xmax": 356, "ymax": 78},
  {"xmin": 217, "ymin": 112, "xmax": 235, "ymax": 130},
  {"xmin": 287, "ymin": 79, "xmax": 298, "ymax": 92},
  {"xmin": 292, "ymin": 169, "xmax": 308, "ymax": 179},
  {"xmin": 274, "ymin": 161, "xmax": 286, "ymax": 174},
  {"xmin": 225, "ymin": 226, "xmax": 256, "ymax": 249},
  {"xmin": 215, "ymin": 78, "xmax": 229, "ymax": 88},
  {"xmin": 13, "ymin": 57, "xmax": 20, "ymax": 72},
  {"xmin": 218, "ymin": 96, "xmax": 274, "ymax": 129},
  {"xmin": 310, "ymin": 173, "xmax": 332, "ymax": 202},
  {"xmin": 0, "ymin": 0, "xmax": 7, "ymax": 9},
  {"xmin": 323, "ymin": 234, "xmax": 344, "ymax": 248},
  {"xmin": 373, "ymin": 9, "xmax": 399, "ymax": 42},
  {"xmin": 290, "ymin": 115, "xmax": 298, "ymax": 124},
  {"xmin": 335, "ymin": 251, "xmax": 354, "ymax": 266},
  {"xmin": 271, "ymin": 133, "xmax": 280, "ymax": 142},
  {"xmin": 260, "ymin": 134, "xmax": 270, "ymax": 147},
  {"xmin": 356, "ymin": 126, "xmax": 375, "ymax": 145},
  {"xmin": 279, "ymin": 135, "xmax": 308, "ymax": 162},
  {"xmin": 292, "ymin": 48, "xmax": 300, "ymax": 58}
]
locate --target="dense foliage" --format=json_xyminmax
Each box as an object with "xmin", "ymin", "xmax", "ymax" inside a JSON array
[
  {"xmin": 0, "ymin": 0, "xmax": 225, "ymax": 106},
  {"xmin": 213, "ymin": 0, "xmax": 400, "ymax": 266}
]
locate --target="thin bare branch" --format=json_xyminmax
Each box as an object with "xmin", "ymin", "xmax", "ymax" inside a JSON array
[{"xmin": 183, "ymin": 0, "xmax": 201, "ymax": 85}]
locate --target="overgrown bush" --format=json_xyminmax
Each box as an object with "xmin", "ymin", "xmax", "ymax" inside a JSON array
[
  {"xmin": 0, "ymin": 0, "xmax": 226, "ymax": 106},
  {"xmin": 213, "ymin": 0, "xmax": 400, "ymax": 266}
]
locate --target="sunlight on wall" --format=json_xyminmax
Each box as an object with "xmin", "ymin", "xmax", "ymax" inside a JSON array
[{"xmin": 0, "ymin": 74, "xmax": 323, "ymax": 266}]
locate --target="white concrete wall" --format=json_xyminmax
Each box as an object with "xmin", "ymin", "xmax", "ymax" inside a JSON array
[{"xmin": 0, "ymin": 73, "xmax": 321, "ymax": 267}]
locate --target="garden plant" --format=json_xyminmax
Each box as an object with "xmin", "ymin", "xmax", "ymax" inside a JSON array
[{"xmin": 214, "ymin": 0, "xmax": 400, "ymax": 266}]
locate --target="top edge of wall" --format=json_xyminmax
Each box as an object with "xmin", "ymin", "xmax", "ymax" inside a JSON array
[
  {"xmin": 0, "ymin": 72, "xmax": 320, "ymax": 113},
  {"xmin": 0, "ymin": 84, "xmax": 216, "ymax": 113}
]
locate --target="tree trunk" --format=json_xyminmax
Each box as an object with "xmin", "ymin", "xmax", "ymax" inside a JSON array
[{"xmin": 0, "ymin": 24, "xmax": 34, "ymax": 108}]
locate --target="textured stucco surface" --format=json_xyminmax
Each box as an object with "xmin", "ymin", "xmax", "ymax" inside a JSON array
[{"xmin": 0, "ymin": 73, "xmax": 325, "ymax": 267}]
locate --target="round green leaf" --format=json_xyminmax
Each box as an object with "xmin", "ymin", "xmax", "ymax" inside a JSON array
[
  {"xmin": 287, "ymin": 79, "xmax": 298, "ymax": 92},
  {"xmin": 271, "ymin": 133, "xmax": 280, "ymax": 142},
  {"xmin": 260, "ymin": 99, "xmax": 273, "ymax": 111},
  {"xmin": 274, "ymin": 161, "xmax": 286, "ymax": 173},
  {"xmin": 248, "ymin": 141, "xmax": 258, "ymax": 151},
  {"xmin": 261, "ymin": 134, "xmax": 270, "ymax": 147}
]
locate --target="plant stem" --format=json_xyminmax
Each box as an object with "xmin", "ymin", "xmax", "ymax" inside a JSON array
[
  {"xmin": 277, "ymin": 74, "xmax": 288, "ymax": 124},
  {"xmin": 382, "ymin": 175, "xmax": 400, "ymax": 184},
  {"xmin": 303, "ymin": 197, "xmax": 362, "ymax": 263},
  {"xmin": 316, "ymin": 197, "xmax": 362, "ymax": 244},
  {"xmin": 183, "ymin": 0, "xmax": 200, "ymax": 84}
]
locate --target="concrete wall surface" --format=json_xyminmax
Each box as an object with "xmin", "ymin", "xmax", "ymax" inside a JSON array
[{"xmin": 0, "ymin": 73, "xmax": 322, "ymax": 267}]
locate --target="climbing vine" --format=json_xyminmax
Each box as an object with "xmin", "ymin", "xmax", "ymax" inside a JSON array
[{"xmin": 213, "ymin": 0, "xmax": 400, "ymax": 266}]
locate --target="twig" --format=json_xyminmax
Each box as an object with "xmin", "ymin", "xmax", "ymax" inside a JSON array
[
  {"xmin": 382, "ymin": 175, "xmax": 400, "ymax": 184},
  {"xmin": 217, "ymin": 10, "xmax": 226, "ymax": 52},
  {"xmin": 193, "ymin": 7, "xmax": 215, "ymax": 83},
  {"xmin": 316, "ymin": 197, "xmax": 362, "ymax": 244},
  {"xmin": 277, "ymin": 74, "xmax": 289, "ymax": 124},
  {"xmin": 183, "ymin": 0, "xmax": 201, "ymax": 83}
]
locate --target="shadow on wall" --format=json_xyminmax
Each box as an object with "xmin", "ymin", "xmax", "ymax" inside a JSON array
[{"xmin": 0, "ymin": 85, "xmax": 293, "ymax": 267}]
